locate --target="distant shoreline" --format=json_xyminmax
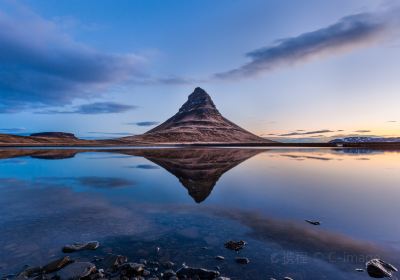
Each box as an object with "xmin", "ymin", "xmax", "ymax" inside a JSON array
[{"xmin": 1, "ymin": 142, "xmax": 400, "ymax": 149}]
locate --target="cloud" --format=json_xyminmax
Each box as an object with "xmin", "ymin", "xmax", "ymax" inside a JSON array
[
  {"xmin": 0, "ymin": 127, "xmax": 25, "ymax": 133},
  {"xmin": 128, "ymin": 164, "xmax": 160, "ymax": 170},
  {"xmin": 87, "ymin": 131, "xmax": 133, "ymax": 136},
  {"xmin": 0, "ymin": 2, "xmax": 145, "ymax": 109},
  {"xmin": 387, "ymin": 120, "xmax": 397, "ymax": 123},
  {"xmin": 215, "ymin": 8, "xmax": 399, "ymax": 79},
  {"xmin": 36, "ymin": 102, "xmax": 137, "ymax": 114},
  {"xmin": 48, "ymin": 176, "xmax": 135, "ymax": 188},
  {"xmin": 353, "ymin": 129, "xmax": 371, "ymax": 133},
  {"xmin": 279, "ymin": 129, "xmax": 334, "ymax": 137},
  {"xmin": 128, "ymin": 121, "xmax": 160, "ymax": 127}
]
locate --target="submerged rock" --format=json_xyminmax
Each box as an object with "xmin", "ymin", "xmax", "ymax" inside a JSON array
[
  {"xmin": 224, "ymin": 240, "xmax": 246, "ymax": 251},
  {"xmin": 57, "ymin": 262, "xmax": 96, "ymax": 279},
  {"xmin": 305, "ymin": 220, "xmax": 320, "ymax": 226},
  {"xmin": 366, "ymin": 258, "xmax": 398, "ymax": 278},
  {"xmin": 176, "ymin": 266, "xmax": 220, "ymax": 279},
  {"xmin": 235, "ymin": 257, "xmax": 250, "ymax": 264},
  {"xmin": 162, "ymin": 269, "xmax": 176, "ymax": 278},
  {"xmin": 119, "ymin": 262, "xmax": 145, "ymax": 276},
  {"xmin": 101, "ymin": 254, "xmax": 128, "ymax": 271},
  {"xmin": 62, "ymin": 241, "xmax": 100, "ymax": 253},
  {"xmin": 42, "ymin": 256, "xmax": 73, "ymax": 273}
]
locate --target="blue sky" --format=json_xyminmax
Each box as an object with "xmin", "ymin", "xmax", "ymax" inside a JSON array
[{"xmin": 0, "ymin": 0, "xmax": 399, "ymax": 141}]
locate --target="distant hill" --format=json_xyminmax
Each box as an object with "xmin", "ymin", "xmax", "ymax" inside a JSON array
[
  {"xmin": 122, "ymin": 87, "xmax": 273, "ymax": 144},
  {"xmin": 330, "ymin": 137, "xmax": 400, "ymax": 144}
]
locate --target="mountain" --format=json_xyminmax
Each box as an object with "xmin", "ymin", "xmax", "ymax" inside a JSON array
[
  {"xmin": 330, "ymin": 137, "xmax": 400, "ymax": 143},
  {"xmin": 122, "ymin": 87, "xmax": 273, "ymax": 144}
]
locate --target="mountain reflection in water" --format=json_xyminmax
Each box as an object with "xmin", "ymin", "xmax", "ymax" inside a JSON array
[{"xmin": 0, "ymin": 148, "xmax": 263, "ymax": 203}]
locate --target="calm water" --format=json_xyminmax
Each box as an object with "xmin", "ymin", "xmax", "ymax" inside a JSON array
[{"xmin": 0, "ymin": 147, "xmax": 399, "ymax": 279}]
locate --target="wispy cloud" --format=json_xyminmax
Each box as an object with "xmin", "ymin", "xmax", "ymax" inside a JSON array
[
  {"xmin": 353, "ymin": 129, "xmax": 371, "ymax": 133},
  {"xmin": 87, "ymin": 132, "xmax": 133, "ymax": 136},
  {"xmin": 36, "ymin": 102, "xmax": 137, "ymax": 114},
  {"xmin": 0, "ymin": 127, "xmax": 26, "ymax": 133},
  {"xmin": 127, "ymin": 121, "xmax": 160, "ymax": 127},
  {"xmin": 215, "ymin": 7, "xmax": 399, "ymax": 79},
  {"xmin": 279, "ymin": 129, "xmax": 334, "ymax": 137}
]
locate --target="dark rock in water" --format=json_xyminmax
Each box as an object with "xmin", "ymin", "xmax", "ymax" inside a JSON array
[
  {"xmin": 366, "ymin": 258, "xmax": 398, "ymax": 278},
  {"xmin": 224, "ymin": 240, "xmax": 246, "ymax": 251},
  {"xmin": 215, "ymin": 256, "xmax": 225, "ymax": 261},
  {"xmin": 101, "ymin": 254, "xmax": 128, "ymax": 271},
  {"xmin": 305, "ymin": 220, "xmax": 320, "ymax": 226},
  {"xmin": 284, "ymin": 277, "xmax": 294, "ymax": 280},
  {"xmin": 42, "ymin": 256, "xmax": 73, "ymax": 273},
  {"xmin": 163, "ymin": 269, "xmax": 176, "ymax": 278},
  {"xmin": 57, "ymin": 262, "xmax": 96, "ymax": 279},
  {"xmin": 176, "ymin": 266, "xmax": 220, "ymax": 279},
  {"xmin": 62, "ymin": 241, "xmax": 100, "ymax": 253},
  {"xmin": 119, "ymin": 262, "xmax": 144, "ymax": 276},
  {"xmin": 162, "ymin": 261, "xmax": 175, "ymax": 269},
  {"xmin": 235, "ymin": 257, "xmax": 250, "ymax": 264}
]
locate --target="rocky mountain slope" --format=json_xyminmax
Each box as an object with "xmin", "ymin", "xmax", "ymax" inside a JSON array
[{"xmin": 122, "ymin": 87, "xmax": 272, "ymax": 144}]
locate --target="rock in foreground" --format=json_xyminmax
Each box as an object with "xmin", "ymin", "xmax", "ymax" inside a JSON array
[{"xmin": 366, "ymin": 258, "xmax": 398, "ymax": 278}]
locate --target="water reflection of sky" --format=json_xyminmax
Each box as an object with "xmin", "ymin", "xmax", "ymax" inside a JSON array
[{"xmin": 0, "ymin": 148, "xmax": 399, "ymax": 279}]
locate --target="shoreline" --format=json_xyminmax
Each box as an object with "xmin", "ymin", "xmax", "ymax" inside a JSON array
[{"xmin": 1, "ymin": 142, "xmax": 400, "ymax": 149}]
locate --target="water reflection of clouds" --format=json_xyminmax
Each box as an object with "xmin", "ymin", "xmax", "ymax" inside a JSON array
[
  {"xmin": 209, "ymin": 208, "xmax": 400, "ymax": 269},
  {"xmin": 126, "ymin": 164, "xmax": 160, "ymax": 170},
  {"xmin": 37, "ymin": 176, "xmax": 135, "ymax": 189},
  {"xmin": 0, "ymin": 178, "xmax": 149, "ymax": 271}
]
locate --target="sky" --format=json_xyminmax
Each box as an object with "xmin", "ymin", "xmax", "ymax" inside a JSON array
[{"xmin": 0, "ymin": 0, "xmax": 399, "ymax": 142}]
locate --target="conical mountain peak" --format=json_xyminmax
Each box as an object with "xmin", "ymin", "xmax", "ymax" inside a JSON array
[
  {"xmin": 178, "ymin": 87, "xmax": 217, "ymax": 114},
  {"xmin": 125, "ymin": 87, "xmax": 274, "ymax": 144}
]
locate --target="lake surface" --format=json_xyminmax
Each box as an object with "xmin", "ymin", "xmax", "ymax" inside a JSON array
[{"xmin": 0, "ymin": 147, "xmax": 399, "ymax": 279}]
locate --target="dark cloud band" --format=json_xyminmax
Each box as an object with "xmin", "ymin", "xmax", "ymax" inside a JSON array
[{"xmin": 215, "ymin": 9, "xmax": 397, "ymax": 79}]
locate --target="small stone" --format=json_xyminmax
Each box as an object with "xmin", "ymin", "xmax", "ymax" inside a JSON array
[
  {"xmin": 235, "ymin": 257, "xmax": 250, "ymax": 264},
  {"xmin": 305, "ymin": 220, "xmax": 320, "ymax": 226},
  {"xmin": 215, "ymin": 256, "xmax": 225, "ymax": 261},
  {"xmin": 284, "ymin": 277, "xmax": 294, "ymax": 280},
  {"xmin": 163, "ymin": 269, "xmax": 176, "ymax": 278},
  {"xmin": 366, "ymin": 258, "xmax": 398, "ymax": 278},
  {"xmin": 102, "ymin": 254, "xmax": 128, "ymax": 270},
  {"xmin": 162, "ymin": 261, "xmax": 175, "ymax": 269},
  {"xmin": 355, "ymin": 268, "xmax": 364, "ymax": 272},
  {"xmin": 62, "ymin": 241, "xmax": 100, "ymax": 253},
  {"xmin": 176, "ymin": 267, "xmax": 220, "ymax": 279},
  {"xmin": 57, "ymin": 262, "xmax": 96, "ymax": 280},
  {"xmin": 224, "ymin": 240, "xmax": 246, "ymax": 251},
  {"xmin": 119, "ymin": 263, "xmax": 144, "ymax": 276}
]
